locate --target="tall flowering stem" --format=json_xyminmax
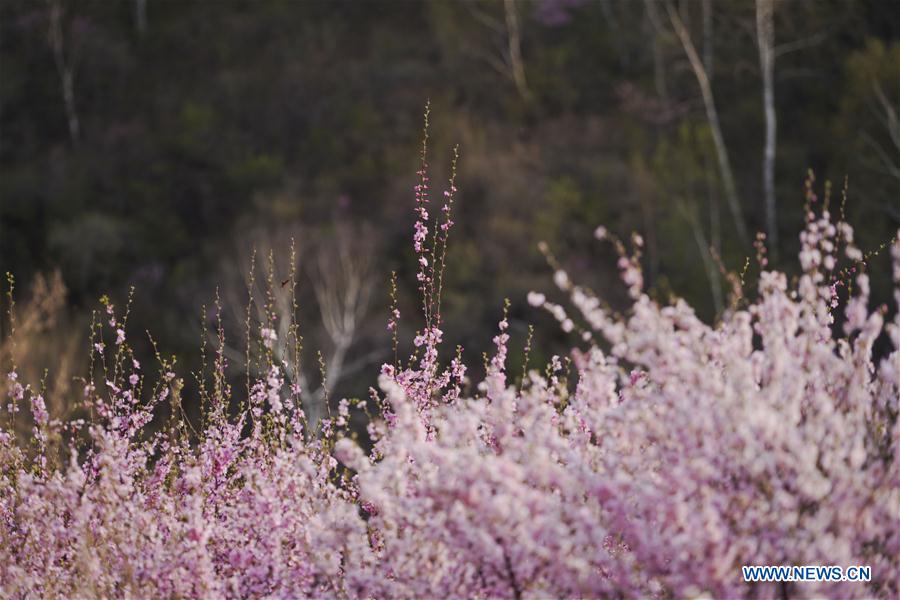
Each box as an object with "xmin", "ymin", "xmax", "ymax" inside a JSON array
[
  {"xmin": 387, "ymin": 271, "xmax": 400, "ymax": 368},
  {"xmin": 387, "ymin": 106, "xmax": 462, "ymax": 418},
  {"xmin": 413, "ymin": 102, "xmax": 433, "ymax": 330},
  {"xmin": 433, "ymin": 144, "xmax": 459, "ymax": 328}
]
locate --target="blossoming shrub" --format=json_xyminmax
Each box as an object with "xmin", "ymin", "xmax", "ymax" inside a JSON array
[
  {"xmin": 2, "ymin": 133, "xmax": 899, "ymax": 597},
  {"xmin": 341, "ymin": 200, "xmax": 899, "ymax": 599}
]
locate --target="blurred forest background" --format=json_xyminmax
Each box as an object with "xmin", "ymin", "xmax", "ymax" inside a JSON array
[{"xmin": 1, "ymin": 0, "xmax": 899, "ymax": 423}]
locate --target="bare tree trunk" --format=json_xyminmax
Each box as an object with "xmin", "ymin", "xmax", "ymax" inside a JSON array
[
  {"xmin": 135, "ymin": 0, "xmax": 148, "ymax": 35},
  {"xmin": 643, "ymin": 1, "xmax": 669, "ymax": 104},
  {"xmin": 678, "ymin": 199, "xmax": 724, "ymax": 315},
  {"xmin": 700, "ymin": 0, "xmax": 721, "ymax": 262},
  {"xmin": 48, "ymin": 0, "xmax": 79, "ymax": 143},
  {"xmin": 868, "ymin": 81, "xmax": 900, "ymax": 181},
  {"xmin": 60, "ymin": 70, "xmax": 78, "ymax": 142},
  {"xmin": 503, "ymin": 0, "xmax": 534, "ymax": 105},
  {"xmin": 217, "ymin": 224, "xmax": 379, "ymax": 432},
  {"xmin": 702, "ymin": 0, "xmax": 713, "ymax": 78},
  {"xmin": 665, "ymin": 1, "xmax": 749, "ymax": 247},
  {"xmin": 757, "ymin": 0, "xmax": 778, "ymax": 260},
  {"xmin": 706, "ymin": 154, "xmax": 721, "ymax": 259}
]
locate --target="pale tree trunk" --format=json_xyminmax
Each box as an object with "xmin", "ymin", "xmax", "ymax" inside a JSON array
[
  {"xmin": 503, "ymin": 0, "xmax": 534, "ymax": 105},
  {"xmin": 869, "ymin": 81, "xmax": 900, "ymax": 180},
  {"xmin": 702, "ymin": 0, "xmax": 713, "ymax": 77},
  {"xmin": 48, "ymin": 0, "xmax": 79, "ymax": 143},
  {"xmin": 644, "ymin": 0, "xmax": 669, "ymax": 104},
  {"xmin": 866, "ymin": 81, "xmax": 900, "ymax": 220},
  {"xmin": 706, "ymin": 153, "xmax": 722, "ymax": 259},
  {"xmin": 757, "ymin": 0, "xmax": 778, "ymax": 260},
  {"xmin": 214, "ymin": 225, "xmax": 381, "ymax": 433},
  {"xmin": 679, "ymin": 199, "xmax": 724, "ymax": 316},
  {"xmin": 135, "ymin": 0, "xmax": 148, "ymax": 35},
  {"xmin": 701, "ymin": 0, "xmax": 721, "ymax": 260},
  {"xmin": 665, "ymin": 1, "xmax": 749, "ymax": 247}
]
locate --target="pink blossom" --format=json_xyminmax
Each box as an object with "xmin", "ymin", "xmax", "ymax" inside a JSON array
[
  {"xmin": 260, "ymin": 327, "xmax": 277, "ymax": 349},
  {"xmin": 527, "ymin": 291, "xmax": 546, "ymax": 306},
  {"xmin": 1, "ymin": 152, "xmax": 897, "ymax": 600}
]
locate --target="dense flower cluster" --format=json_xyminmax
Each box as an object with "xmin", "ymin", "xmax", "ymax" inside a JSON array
[{"xmin": 2, "ymin": 151, "xmax": 899, "ymax": 597}]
